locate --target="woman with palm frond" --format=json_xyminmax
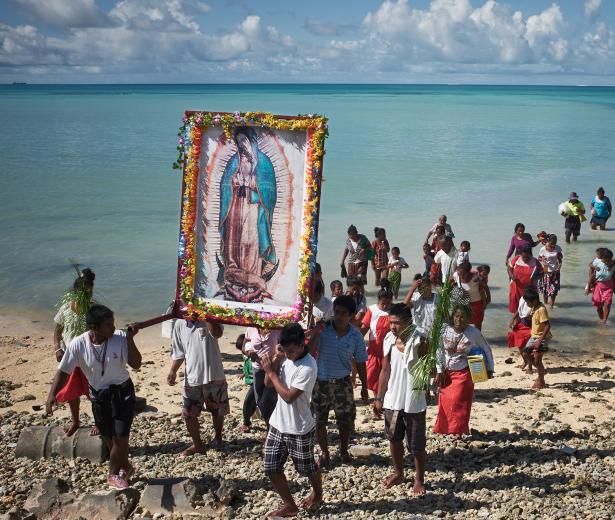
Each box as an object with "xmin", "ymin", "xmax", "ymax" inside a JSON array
[
  {"xmin": 433, "ymin": 305, "xmax": 494, "ymax": 436},
  {"xmin": 53, "ymin": 267, "xmax": 97, "ymax": 436}
]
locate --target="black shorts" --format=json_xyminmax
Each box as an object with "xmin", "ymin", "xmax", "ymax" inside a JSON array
[
  {"xmin": 90, "ymin": 379, "xmax": 135, "ymax": 439},
  {"xmin": 384, "ymin": 409, "xmax": 426, "ymax": 454},
  {"xmin": 264, "ymin": 426, "xmax": 317, "ymax": 476}
]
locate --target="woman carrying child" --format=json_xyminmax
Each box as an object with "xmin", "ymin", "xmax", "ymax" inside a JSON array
[
  {"xmin": 587, "ymin": 247, "xmax": 614, "ymax": 325},
  {"xmin": 537, "ymin": 234, "xmax": 563, "ymax": 309}
]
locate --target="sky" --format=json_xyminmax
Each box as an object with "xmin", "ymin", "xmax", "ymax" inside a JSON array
[{"xmin": 1, "ymin": 0, "xmax": 614, "ymax": 84}]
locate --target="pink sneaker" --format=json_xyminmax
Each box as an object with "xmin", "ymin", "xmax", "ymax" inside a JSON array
[{"xmin": 107, "ymin": 473, "xmax": 129, "ymax": 490}]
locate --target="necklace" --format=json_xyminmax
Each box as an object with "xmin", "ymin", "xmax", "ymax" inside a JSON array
[{"xmin": 90, "ymin": 333, "xmax": 108, "ymax": 377}]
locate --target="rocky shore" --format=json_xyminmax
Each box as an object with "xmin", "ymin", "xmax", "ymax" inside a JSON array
[{"xmin": 1, "ymin": 315, "xmax": 614, "ymax": 519}]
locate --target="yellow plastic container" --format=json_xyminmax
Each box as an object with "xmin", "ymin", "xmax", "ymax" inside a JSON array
[{"xmin": 467, "ymin": 355, "xmax": 489, "ymax": 383}]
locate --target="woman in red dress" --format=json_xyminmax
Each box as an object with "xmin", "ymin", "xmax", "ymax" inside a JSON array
[
  {"xmin": 507, "ymin": 246, "xmax": 542, "ymax": 314},
  {"xmin": 361, "ymin": 284, "xmax": 393, "ymax": 416}
]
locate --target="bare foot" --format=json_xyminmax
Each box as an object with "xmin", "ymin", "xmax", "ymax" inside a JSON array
[
  {"xmin": 63, "ymin": 422, "xmax": 80, "ymax": 437},
  {"xmin": 532, "ymin": 379, "xmax": 546, "ymax": 390},
  {"xmin": 340, "ymin": 452, "xmax": 354, "ymax": 464},
  {"xmin": 516, "ymin": 363, "xmax": 526, "ymax": 369},
  {"xmin": 316, "ymin": 454, "xmax": 330, "ymax": 470},
  {"xmin": 266, "ymin": 503, "xmax": 298, "ymax": 518},
  {"xmin": 180, "ymin": 444, "xmax": 205, "ymax": 457},
  {"xmin": 412, "ymin": 481, "xmax": 426, "ymax": 495},
  {"xmin": 89, "ymin": 425, "xmax": 100, "ymax": 436},
  {"xmin": 300, "ymin": 491, "xmax": 323, "ymax": 511},
  {"xmin": 383, "ymin": 472, "xmax": 404, "ymax": 489},
  {"xmin": 238, "ymin": 424, "xmax": 251, "ymax": 433},
  {"xmin": 524, "ymin": 367, "xmax": 534, "ymax": 374}
]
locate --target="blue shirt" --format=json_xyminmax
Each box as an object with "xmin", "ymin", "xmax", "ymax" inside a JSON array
[
  {"xmin": 593, "ymin": 258, "xmax": 614, "ymax": 282},
  {"xmin": 316, "ymin": 323, "xmax": 367, "ymax": 381},
  {"xmin": 592, "ymin": 196, "xmax": 612, "ymax": 219}
]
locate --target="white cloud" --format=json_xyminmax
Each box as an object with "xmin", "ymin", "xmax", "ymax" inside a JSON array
[
  {"xmin": 13, "ymin": 0, "xmax": 113, "ymax": 28},
  {"xmin": 584, "ymin": 0, "xmax": 602, "ymax": 22}
]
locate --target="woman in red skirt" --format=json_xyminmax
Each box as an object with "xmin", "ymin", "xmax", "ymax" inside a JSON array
[
  {"xmin": 507, "ymin": 247, "xmax": 542, "ymax": 314},
  {"xmin": 53, "ymin": 268, "xmax": 97, "ymax": 436},
  {"xmin": 434, "ymin": 305, "xmax": 494, "ymax": 436},
  {"xmin": 360, "ymin": 283, "xmax": 393, "ymax": 416}
]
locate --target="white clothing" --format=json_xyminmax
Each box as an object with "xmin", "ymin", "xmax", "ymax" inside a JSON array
[
  {"xmin": 388, "ymin": 256, "xmax": 408, "ymax": 273},
  {"xmin": 269, "ymin": 354, "xmax": 317, "ymax": 435},
  {"xmin": 434, "ymin": 248, "xmax": 457, "ymax": 283},
  {"xmin": 59, "ymin": 330, "xmax": 130, "ymax": 391},
  {"xmin": 243, "ymin": 328, "xmax": 281, "ymax": 371},
  {"xmin": 411, "ymin": 292, "xmax": 438, "ymax": 337},
  {"xmin": 518, "ymin": 297, "xmax": 532, "ymax": 319},
  {"xmin": 382, "ymin": 332, "xmax": 427, "ymax": 413},
  {"xmin": 349, "ymin": 239, "xmax": 362, "ymax": 264},
  {"xmin": 171, "ymin": 319, "xmax": 225, "ymax": 386},
  {"xmin": 365, "ymin": 304, "xmax": 389, "ymax": 341},
  {"xmin": 538, "ymin": 245, "xmax": 562, "ymax": 273},
  {"xmin": 436, "ymin": 324, "xmax": 494, "ymax": 374},
  {"xmin": 313, "ymin": 296, "xmax": 334, "ymax": 322},
  {"xmin": 456, "ymin": 251, "xmax": 470, "ymax": 266}
]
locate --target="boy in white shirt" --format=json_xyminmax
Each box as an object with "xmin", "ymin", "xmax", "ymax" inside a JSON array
[
  {"xmin": 46, "ymin": 305, "xmax": 142, "ymax": 490},
  {"xmin": 167, "ymin": 318, "xmax": 227, "ymax": 456},
  {"xmin": 261, "ymin": 323, "xmax": 322, "ymax": 517},
  {"xmin": 373, "ymin": 303, "xmax": 428, "ymax": 495}
]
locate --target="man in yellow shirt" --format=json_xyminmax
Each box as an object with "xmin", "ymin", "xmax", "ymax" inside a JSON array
[
  {"xmin": 523, "ymin": 290, "xmax": 551, "ymax": 390},
  {"xmin": 564, "ymin": 192, "xmax": 586, "ymax": 243}
]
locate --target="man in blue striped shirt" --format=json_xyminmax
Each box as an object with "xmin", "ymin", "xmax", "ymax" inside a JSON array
[{"xmin": 309, "ymin": 295, "xmax": 368, "ymax": 467}]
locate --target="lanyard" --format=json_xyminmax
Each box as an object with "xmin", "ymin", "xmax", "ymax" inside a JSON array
[{"xmin": 91, "ymin": 335, "xmax": 108, "ymax": 377}]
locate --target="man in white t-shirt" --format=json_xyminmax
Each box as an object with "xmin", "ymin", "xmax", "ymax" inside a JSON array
[
  {"xmin": 261, "ymin": 323, "xmax": 322, "ymax": 518},
  {"xmin": 167, "ymin": 318, "xmax": 227, "ymax": 456},
  {"xmin": 403, "ymin": 275, "xmax": 439, "ymax": 338},
  {"xmin": 46, "ymin": 305, "xmax": 142, "ymax": 490},
  {"xmin": 434, "ymin": 236, "xmax": 457, "ymax": 284},
  {"xmin": 373, "ymin": 304, "xmax": 427, "ymax": 495}
]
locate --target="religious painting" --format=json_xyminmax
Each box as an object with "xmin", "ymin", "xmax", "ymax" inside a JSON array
[{"xmin": 174, "ymin": 111, "xmax": 328, "ymax": 328}]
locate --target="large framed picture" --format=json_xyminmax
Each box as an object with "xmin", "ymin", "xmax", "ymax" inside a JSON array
[{"xmin": 174, "ymin": 111, "xmax": 328, "ymax": 328}]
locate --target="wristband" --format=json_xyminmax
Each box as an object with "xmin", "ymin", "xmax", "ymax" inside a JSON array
[
  {"xmin": 374, "ymin": 397, "xmax": 383, "ymax": 402},
  {"xmin": 54, "ymin": 348, "xmax": 65, "ymax": 353}
]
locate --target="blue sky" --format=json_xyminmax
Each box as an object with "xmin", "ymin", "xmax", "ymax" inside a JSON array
[{"xmin": 1, "ymin": 0, "xmax": 614, "ymax": 84}]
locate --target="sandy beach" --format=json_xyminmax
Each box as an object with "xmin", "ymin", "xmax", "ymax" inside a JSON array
[{"xmin": 1, "ymin": 311, "xmax": 614, "ymax": 519}]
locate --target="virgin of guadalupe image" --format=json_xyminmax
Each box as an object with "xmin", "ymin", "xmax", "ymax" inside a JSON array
[{"xmin": 217, "ymin": 127, "xmax": 279, "ymax": 303}]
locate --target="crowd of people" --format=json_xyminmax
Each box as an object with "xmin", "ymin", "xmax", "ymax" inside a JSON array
[{"xmin": 43, "ymin": 187, "xmax": 613, "ymax": 518}]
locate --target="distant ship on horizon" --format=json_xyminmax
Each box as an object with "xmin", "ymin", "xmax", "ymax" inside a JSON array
[{"xmin": 11, "ymin": 82, "xmax": 27, "ymax": 85}]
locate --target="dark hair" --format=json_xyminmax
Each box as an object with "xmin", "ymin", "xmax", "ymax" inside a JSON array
[
  {"xmin": 74, "ymin": 267, "xmax": 95, "ymax": 290},
  {"xmin": 388, "ymin": 303, "xmax": 412, "ymax": 322},
  {"xmin": 596, "ymin": 247, "xmax": 606, "ymax": 257},
  {"xmin": 460, "ymin": 240, "xmax": 470, "ymax": 248},
  {"xmin": 523, "ymin": 286, "xmax": 539, "ymax": 303},
  {"xmin": 234, "ymin": 126, "xmax": 258, "ymax": 145},
  {"xmin": 86, "ymin": 304, "xmax": 113, "ymax": 329},
  {"xmin": 451, "ymin": 304, "xmax": 471, "ymax": 321},
  {"xmin": 514, "ymin": 223, "xmax": 525, "ymax": 232},
  {"xmin": 377, "ymin": 279, "xmax": 393, "ymax": 301},
  {"xmin": 391, "ymin": 246, "xmax": 400, "ymax": 254},
  {"xmin": 413, "ymin": 272, "xmax": 423, "ymax": 281},
  {"xmin": 315, "ymin": 263, "xmax": 322, "ymax": 275},
  {"xmin": 279, "ymin": 323, "xmax": 305, "ymax": 347},
  {"xmin": 347, "ymin": 225, "xmax": 357, "ymax": 235},
  {"xmin": 598, "ymin": 187, "xmax": 605, "ymax": 194},
  {"xmin": 435, "ymin": 225, "xmax": 445, "ymax": 234},
  {"xmin": 547, "ymin": 234, "xmax": 558, "ymax": 243},
  {"xmin": 457, "ymin": 261, "xmax": 472, "ymax": 272},
  {"xmin": 347, "ymin": 276, "xmax": 364, "ymax": 287},
  {"xmin": 374, "ymin": 227, "xmax": 385, "ymax": 237},
  {"xmin": 235, "ymin": 334, "xmax": 245, "ymax": 351},
  {"xmin": 603, "ymin": 248, "xmax": 613, "ymax": 261},
  {"xmin": 330, "ymin": 280, "xmax": 343, "ymax": 290},
  {"xmin": 520, "ymin": 246, "xmax": 532, "ymax": 256},
  {"xmin": 333, "ymin": 295, "xmax": 357, "ymax": 315},
  {"xmin": 313, "ymin": 280, "xmax": 325, "ymax": 297},
  {"xmin": 477, "ymin": 264, "xmax": 490, "ymax": 274}
]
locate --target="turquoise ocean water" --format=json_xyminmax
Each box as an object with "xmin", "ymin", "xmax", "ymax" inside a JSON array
[{"xmin": 0, "ymin": 84, "xmax": 614, "ymax": 350}]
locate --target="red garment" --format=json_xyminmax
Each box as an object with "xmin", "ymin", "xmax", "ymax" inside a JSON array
[
  {"xmin": 592, "ymin": 279, "xmax": 614, "ymax": 307},
  {"xmin": 55, "ymin": 367, "xmax": 89, "ymax": 402},
  {"xmin": 507, "ymin": 321, "xmax": 532, "ymax": 349},
  {"xmin": 470, "ymin": 300, "xmax": 485, "ymax": 330},
  {"xmin": 433, "ymin": 368, "xmax": 474, "ymax": 435},
  {"xmin": 508, "ymin": 256, "xmax": 541, "ymax": 313},
  {"xmin": 371, "ymin": 239, "xmax": 390, "ymax": 270},
  {"xmin": 361, "ymin": 305, "xmax": 390, "ymax": 392}
]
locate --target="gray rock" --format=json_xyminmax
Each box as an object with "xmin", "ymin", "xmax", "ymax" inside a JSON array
[
  {"xmin": 215, "ymin": 479, "xmax": 238, "ymax": 506},
  {"xmin": 62, "ymin": 489, "xmax": 140, "ymax": 520},
  {"xmin": 23, "ymin": 477, "xmax": 74, "ymax": 517},
  {"xmin": 348, "ymin": 444, "xmax": 378, "ymax": 457}
]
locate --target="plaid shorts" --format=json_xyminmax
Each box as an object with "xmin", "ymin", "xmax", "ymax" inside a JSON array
[
  {"xmin": 311, "ymin": 376, "xmax": 356, "ymax": 428},
  {"xmin": 384, "ymin": 409, "xmax": 426, "ymax": 454},
  {"xmin": 523, "ymin": 337, "xmax": 549, "ymax": 353},
  {"xmin": 264, "ymin": 426, "xmax": 317, "ymax": 476},
  {"xmin": 183, "ymin": 381, "xmax": 230, "ymax": 418}
]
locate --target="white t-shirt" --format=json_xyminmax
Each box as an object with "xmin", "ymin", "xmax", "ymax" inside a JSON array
[
  {"xmin": 434, "ymin": 248, "xmax": 457, "ymax": 283},
  {"xmin": 59, "ymin": 330, "xmax": 130, "ymax": 391},
  {"xmin": 269, "ymin": 354, "xmax": 317, "ymax": 435},
  {"xmin": 388, "ymin": 256, "xmax": 407, "ymax": 273},
  {"xmin": 538, "ymin": 245, "xmax": 562, "ymax": 273},
  {"xmin": 518, "ymin": 297, "xmax": 532, "ymax": 319},
  {"xmin": 411, "ymin": 292, "xmax": 438, "ymax": 337},
  {"xmin": 313, "ymin": 296, "xmax": 334, "ymax": 322},
  {"xmin": 171, "ymin": 319, "xmax": 225, "ymax": 386},
  {"xmin": 382, "ymin": 332, "xmax": 427, "ymax": 414}
]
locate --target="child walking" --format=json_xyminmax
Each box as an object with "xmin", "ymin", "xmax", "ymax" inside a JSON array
[
  {"xmin": 262, "ymin": 323, "xmax": 322, "ymax": 517},
  {"xmin": 523, "ymin": 290, "xmax": 551, "ymax": 389},
  {"xmin": 387, "ymin": 247, "xmax": 409, "ymax": 299},
  {"xmin": 371, "ymin": 227, "xmax": 390, "ymax": 286},
  {"xmin": 237, "ymin": 334, "xmax": 257, "ymax": 433},
  {"xmin": 587, "ymin": 247, "xmax": 614, "ymax": 324}
]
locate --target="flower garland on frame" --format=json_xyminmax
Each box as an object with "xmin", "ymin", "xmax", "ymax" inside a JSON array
[{"xmin": 175, "ymin": 111, "xmax": 328, "ymax": 328}]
